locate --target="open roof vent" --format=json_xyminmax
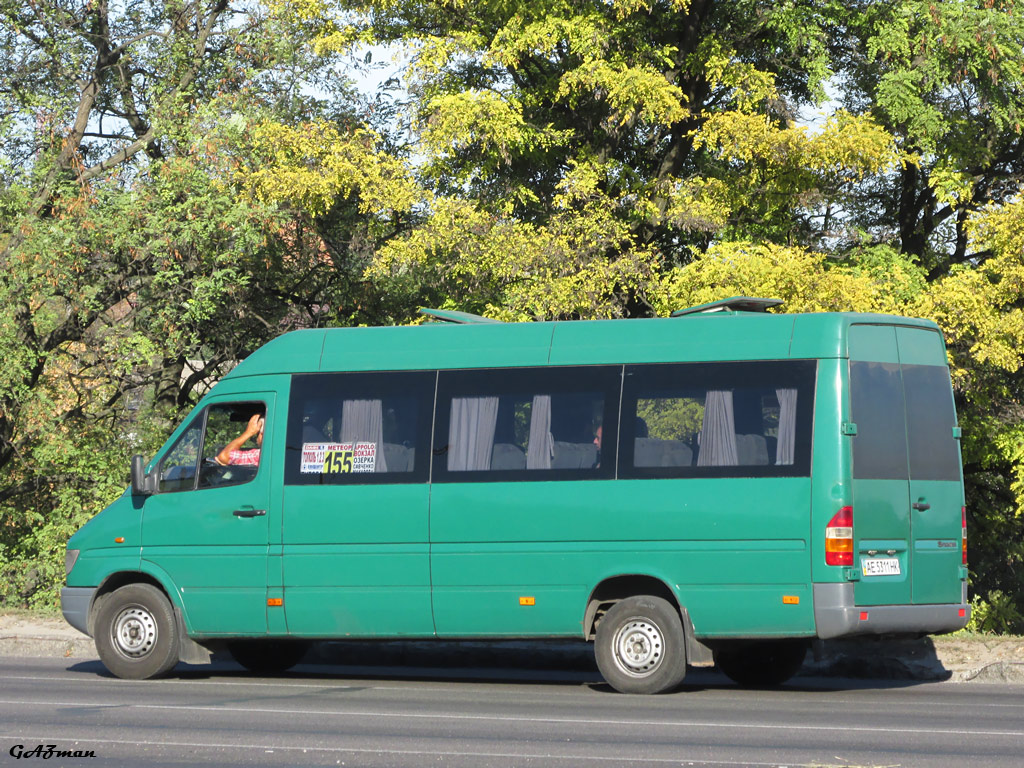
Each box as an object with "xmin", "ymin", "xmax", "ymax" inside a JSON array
[
  {"xmin": 419, "ymin": 308, "xmax": 503, "ymax": 324},
  {"xmin": 670, "ymin": 296, "xmax": 783, "ymax": 318}
]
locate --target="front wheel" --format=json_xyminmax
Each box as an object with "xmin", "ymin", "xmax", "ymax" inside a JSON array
[
  {"xmin": 94, "ymin": 583, "xmax": 180, "ymax": 680},
  {"xmin": 714, "ymin": 640, "xmax": 807, "ymax": 687},
  {"xmin": 594, "ymin": 595, "xmax": 687, "ymax": 694}
]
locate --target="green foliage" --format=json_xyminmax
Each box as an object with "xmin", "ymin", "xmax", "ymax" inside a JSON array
[
  {"xmin": 0, "ymin": 0, "xmax": 398, "ymax": 607},
  {"xmin": 637, "ymin": 398, "xmax": 704, "ymax": 442},
  {"xmin": 967, "ymin": 592, "xmax": 1024, "ymax": 635}
]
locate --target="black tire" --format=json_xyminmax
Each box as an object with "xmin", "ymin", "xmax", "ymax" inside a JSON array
[
  {"xmin": 93, "ymin": 583, "xmax": 179, "ymax": 680},
  {"xmin": 594, "ymin": 595, "xmax": 687, "ymax": 694},
  {"xmin": 715, "ymin": 640, "xmax": 807, "ymax": 687},
  {"xmin": 227, "ymin": 639, "xmax": 310, "ymax": 674}
]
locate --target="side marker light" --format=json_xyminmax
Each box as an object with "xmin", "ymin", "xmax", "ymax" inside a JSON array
[
  {"xmin": 267, "ymin": 598, "xmax": 283, "ymax": 607},
  {"xmin": 519, "ymin": 596, "xmax": 535, "ymax": 606}
]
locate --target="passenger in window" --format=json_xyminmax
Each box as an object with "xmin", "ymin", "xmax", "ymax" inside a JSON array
[
  {"xmin": 593, "ymin": 425, "xmax": 602, "ymax": 468},
  {"xmin": 215, "ymin": 413, "xmax": 264, "ymax": 466}
]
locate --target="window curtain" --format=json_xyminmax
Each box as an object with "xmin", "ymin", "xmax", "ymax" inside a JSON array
[
  {"xmin": 775, "ymin": 388, "xmax": 798, "ymax": 465},
  {"xmin": 340, "ymin": 399, "xmax": 387, "ymax": 472},
  {"xmin": 448, "ymin": 397, "xmax": 500, "ymax": 471},
  {"xmin": 697, "ymin": 390, "xmax": 738, "ymax": 466},
  {"xmin": 526, "ymin": 394, "xmax": 553, "ymax": 469}
]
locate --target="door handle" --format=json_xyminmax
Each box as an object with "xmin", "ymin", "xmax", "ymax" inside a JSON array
[
  {"xmin": 233, "ymin": 508, "xmax": 266, "ymax": 517},
  {"xmin": 912, "ymin": 502, "xmax": 930, "ymax": 511}
]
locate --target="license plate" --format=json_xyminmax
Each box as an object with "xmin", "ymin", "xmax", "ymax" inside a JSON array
[{"xmin": 862, "ymin": 557, "xmax": 901, "ymax": 576}]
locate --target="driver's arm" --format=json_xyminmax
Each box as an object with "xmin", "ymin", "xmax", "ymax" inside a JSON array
[{"xmin": 215, "ymin": 414, "xmax": 263, "ymax": 465}]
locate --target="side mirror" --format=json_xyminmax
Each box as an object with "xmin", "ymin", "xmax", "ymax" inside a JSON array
[{"xmin": 130, "ymin": 455, "xmax": 155, "ymax": 496}]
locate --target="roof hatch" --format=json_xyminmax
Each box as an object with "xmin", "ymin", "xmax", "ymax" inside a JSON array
[
  {"xmin": 670, "ymin": 296, "xmax": 783, "ymax": 317},
  {"xmin": 419, "ymin": 308, "xmax": 503, "ymax": 324}
]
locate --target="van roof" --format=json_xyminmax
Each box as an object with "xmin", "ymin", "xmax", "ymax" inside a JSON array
[{"xmin": 223, "ymin": 310, "xmax": 943, "ymax": 379}]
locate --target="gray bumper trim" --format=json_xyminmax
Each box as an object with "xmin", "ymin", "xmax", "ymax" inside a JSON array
[
  {"xmin": 814, "ymin": 582, "xmax": 969, "ymax": 639},
  {"xmin": 61, "ymin": 586, "xmax": 96, "ymax": 637}
]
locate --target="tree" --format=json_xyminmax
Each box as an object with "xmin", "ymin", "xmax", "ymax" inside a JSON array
[
  {"xmin": 265, "ymin": 0, "xmax": 1024, "ymax": 629},
  {"xmin": 274, "ymin": 0, "xmax": 900, "ymax": 319},
  {"xmin": 836, "ymin": 0, "xmax": 1024, "ymax": 275},
  {"xmin": 0, "ymin": 0, "xmax": 398, "ymax": 605}
]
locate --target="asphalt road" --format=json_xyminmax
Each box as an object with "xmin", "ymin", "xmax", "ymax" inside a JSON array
[{"xmin": 1, "ymin": 656, "xmax": 1022, "ymax": 768}]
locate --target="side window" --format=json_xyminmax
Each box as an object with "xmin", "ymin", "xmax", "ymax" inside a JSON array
[
  {"xmin": 157, "ymin": 401, "xmax": 266, "ymax": 492},
  {"xmin": 621, "ymin": 361, "xmax": 815, "ymax": 478},
  {"xmin": 198, "ymin": 403, "xmax": 266, "ymax": 488},
  {"xmin": 284, "ymin": 371, "xmax": 434, "ymax": 485},
  {"xmin": 850, "ymin": 361, "xmax": 909, "ymax": 480},
  {"xmin": 434, "ymin": 366, "xmax": 621, "ymax": 481}
]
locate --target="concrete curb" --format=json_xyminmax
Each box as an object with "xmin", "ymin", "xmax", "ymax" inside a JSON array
[{"xmin": 0, "ymin": 634, "xmax": 95, "ymax": 659}]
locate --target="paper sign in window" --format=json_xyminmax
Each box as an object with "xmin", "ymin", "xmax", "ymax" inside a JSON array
[{"xmin": 300, "ymin": 442, "xmax": 376, "ymax": 473}]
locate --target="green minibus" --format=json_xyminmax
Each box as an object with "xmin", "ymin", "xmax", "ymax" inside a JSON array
[{"xmin": 61, "ymin": 297, "xmax": 969, "ymax": 693}]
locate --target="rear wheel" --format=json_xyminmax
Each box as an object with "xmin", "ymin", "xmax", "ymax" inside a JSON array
[
  {"xmin": 594, "ymin": 595, "xmax": 687, "ymax": 694},
  {"xmin": 714, "ymin": 640, "xmax": 807, "ymax": 687},
  {"xmin": 227, "ymin": 639, "xmax": 310, "ymax": 674},
  {"xmin": 94, "ymin": 583, "xmax": 180, "ymax": 680}
]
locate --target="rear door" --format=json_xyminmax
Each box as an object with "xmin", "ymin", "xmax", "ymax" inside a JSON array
[
  {"xmin": 849, "ymin": 324, "xmax": 963, "ymax": 607},
  {"xmin": 849, "ymin": 325, "xmax": 912, "ymax": 606},
  {"xmin": 898, "ymin": 327, "xmax": 964, "ymax": 604}
]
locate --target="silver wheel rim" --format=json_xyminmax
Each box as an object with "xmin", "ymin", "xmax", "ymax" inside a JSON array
[
  {"xmin": 111, "ymin": 605, "xmax": 158, "ymax": 659},
  {"xmin": 612, "ymin": 616, "xmax": 664, "ymax": 678}
]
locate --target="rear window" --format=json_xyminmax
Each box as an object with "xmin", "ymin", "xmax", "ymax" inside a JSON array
[
  {"xmin": 850, "ymin": 361, "xmax": 960, "ymax": 482},
  {"xmin": 902, "ymin": 364, "xmax": 961, "ymax": 481},
  {"xmin": 850, "ymin": 361, "xmax": 908, "ymax": 480}
]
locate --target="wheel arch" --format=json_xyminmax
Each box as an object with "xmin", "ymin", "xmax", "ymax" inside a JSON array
[
  {"xmin": 89, "ymin": 569, "xmax": 182, "ymax": 637},
  {"xmin": 583, "ymin": 574, "xmax": 713, "ymax": 667},
  {"xmin": 583, "ymin": 574, "xmax": 681, "ymax": 640}
]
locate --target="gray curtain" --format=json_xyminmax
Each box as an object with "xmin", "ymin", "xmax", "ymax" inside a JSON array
[
  {"xmin": 697, "ymin": 390, "xmax": 738, "ymax": 466},
  {"xmin": 526, "ymin": 394, "xmax": 553, "ymax": 469},
  {"xmin": 448, "ymin": 397, "xmax": 499, "ymax": 471},
  {"xmin": 775, "ymin": 388, "xmax": 798, "ymax": 465},
  {"xmin": 340, "ymin": 399, "xmax": 387, "ymax": 472}
]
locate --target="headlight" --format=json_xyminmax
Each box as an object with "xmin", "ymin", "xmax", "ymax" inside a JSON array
[{"xmin": 65, "ymin": 549, "xmax": 80, "ymax": 577}]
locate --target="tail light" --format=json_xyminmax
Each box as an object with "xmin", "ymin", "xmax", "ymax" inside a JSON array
[
  {"xmin": 826, "ymin": 506, "xmax": 854, "ymax": 566},
  {"xmin": 962, "ymin": 505, "xmax": 967, "ymax": 566}
]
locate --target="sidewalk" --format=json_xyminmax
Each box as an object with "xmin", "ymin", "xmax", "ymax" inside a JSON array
[{"xmin": 3, "ymin": 611, "xmax": 1023, "ymax": 683}]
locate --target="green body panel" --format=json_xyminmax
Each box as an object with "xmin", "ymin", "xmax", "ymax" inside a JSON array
[
  {"xmin": 808, "ymin": 359, "xmax": 850, "ymax": 584},
  {"xmin": 429, "ymin": 478, "xmax": 814, "ymax": 638},
  {"xmin": 227, "ymin": 329, "xmax": 326, "ymax": 378},
  {"xmin": 853, "ymin": 481, "xmax": 913, "ymax": 604},
  {"xmin": 65, "ymin": 493, "xmax": 145, "ymax": 596},
  {"xmin": 896, "ymin": 325, "xmax": 948, "ymax": 366},
  {"xmin": 221, "ymin": 312, "xmax": 943, "ymax": 377},
  {"xmin": 319, "ymin": 322, "xmax": 555, "ymax": 372},
  {"xmin": 547, "ymin": 314, "xmax": 796, "ymax": 365},
  {"xmin": 281, "ymin": 485, "xmax": 433, "ymax": 636}
]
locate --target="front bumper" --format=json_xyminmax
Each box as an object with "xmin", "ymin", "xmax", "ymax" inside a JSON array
[
  {"xmin": 814, "ymin": 582, "xmax": 969, "ymax": 639},
  {"xmin": 60, "ymin": 586, "xmax": 96, "ymax": 637}
]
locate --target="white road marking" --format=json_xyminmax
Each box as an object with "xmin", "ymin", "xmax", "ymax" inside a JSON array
[{"xmin": 0, "ymin": 698, "xmax": 1021, "ymax": 738}]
